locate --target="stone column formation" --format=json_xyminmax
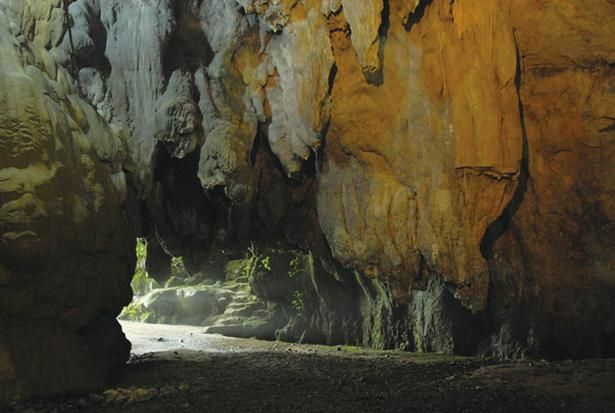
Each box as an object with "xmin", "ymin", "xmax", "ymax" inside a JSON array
[{"xmin": 0, "ymin": 0, "xmax": 613, "ymax": 403}]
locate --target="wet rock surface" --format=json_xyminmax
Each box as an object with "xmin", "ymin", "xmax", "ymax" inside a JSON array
[{"xmin": 6, "ymin": 322, "xmax": 615, "ymax": 413}]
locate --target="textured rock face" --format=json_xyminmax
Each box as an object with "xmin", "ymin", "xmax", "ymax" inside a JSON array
[
  {"xmin": 0, "ymin": 0, "xmax": 133, "ymax": 404},
  {"xmin": 491, "ymin": 0, "xmax": 615, "ymax": 357},
  {"xmin": 1, "ymin": 0, "xmax": 614, "ymax": 403}
]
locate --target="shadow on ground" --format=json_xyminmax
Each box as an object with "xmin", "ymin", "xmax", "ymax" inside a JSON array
[{"xmin": 8, "ymin": 322, "xmax": 615, "ymax": 413}]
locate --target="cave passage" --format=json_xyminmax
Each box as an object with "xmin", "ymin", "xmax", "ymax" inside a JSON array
[
  {"xmin": 90, "ymin": 241, "xmax": 615, "ymax": 413},
  {"xmin": 1, "ymin": 0, "xmax": 614, "ymax": 409},
  {"xmin": 116, "ymin": 236, "xmax": 287, "ymax": 351},
  {"xmin": 118, "ymin": 238, "xmax": 325, "ymax": 344}
]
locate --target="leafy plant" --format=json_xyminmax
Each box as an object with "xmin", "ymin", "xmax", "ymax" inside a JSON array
[
  {"xmin": 248, "ymin": 243, "xmax": 272, "ymax": 274},
  {"xmin": 260, "ymin": 255, "xmax": 271, "ymax": 272},
  {"xmin": 291, "ymin": 290, "xmax": 304, "ymax": 312}
]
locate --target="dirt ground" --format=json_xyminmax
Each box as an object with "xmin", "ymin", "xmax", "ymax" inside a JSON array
[{"xmin": 7, "ymin": 321, "xmax": 615, "ymax": 413}]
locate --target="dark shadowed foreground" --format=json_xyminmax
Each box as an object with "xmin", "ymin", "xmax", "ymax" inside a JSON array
[{"xmin": 7, "ymin": 322, "xmax": 615, "ymax": 413}]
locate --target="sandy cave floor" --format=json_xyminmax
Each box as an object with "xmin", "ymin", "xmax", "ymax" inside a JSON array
[{"xmin": 7, "ymin": 321, "xmax": 615, "ymax": 413}]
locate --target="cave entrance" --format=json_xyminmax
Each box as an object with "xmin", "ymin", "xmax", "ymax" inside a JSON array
[
  {"xmin": 118, "ymin": 238, "xmax": 242, "ymax": 354},
  {"xmin": 118, "ymin": 239, "xmax": 309, "ymax": 354}
]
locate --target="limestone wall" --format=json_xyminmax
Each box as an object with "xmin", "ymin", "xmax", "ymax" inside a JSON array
[{"xmin": 0, "ymin": 0, "xmax": 133, "ymax": 403}]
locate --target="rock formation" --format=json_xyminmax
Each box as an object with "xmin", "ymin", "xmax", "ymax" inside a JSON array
[
  {"xmin": 0, "ymin": 0, "xmax": 614, "ymax": 404},
  {"xmin": 0, "ymin": 0, "xmax": 134, "ymax": 403}
]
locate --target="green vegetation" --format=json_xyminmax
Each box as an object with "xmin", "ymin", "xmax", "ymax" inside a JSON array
[
  {"xmin": 225, "ymin": 259, "xmax": 252, "ymax": 280},
  {"xmin": 291, "ymin": 290, "xmax": 304, "ymax": 312},
  {"xmin": 123, "ymin": 240, "xmax": 313, "ymax": 325},
  {"xmin": 130, "ymin": 238, "xmax": 159, "ymax": 297},
  {"xmin": 248, "ymin": 245, "xmax": 272, "ymax": 274},
  {"xmin": 259, "ymin": 255, "xmax": 271, "ymax": 272},
  {"xmin": 119, "ymin": 301, "xmax": 153, "ymax": 322}
]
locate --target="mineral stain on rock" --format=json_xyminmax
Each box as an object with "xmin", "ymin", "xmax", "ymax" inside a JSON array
[{"xmin": 0, "ymin": 0, "xmax": 614, "ymax": 406}]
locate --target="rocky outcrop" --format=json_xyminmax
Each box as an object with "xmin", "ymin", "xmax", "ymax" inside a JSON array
[
  {"xmin": 1, "ymin": 0, "xmax": 614, "ymax": 404},
  {"xmin": 0, "ymin": 0, "xmax": 134, "ymax": 404}
]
